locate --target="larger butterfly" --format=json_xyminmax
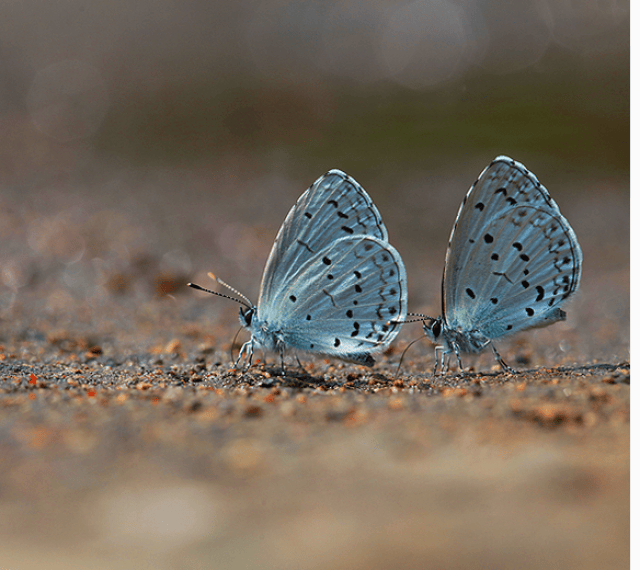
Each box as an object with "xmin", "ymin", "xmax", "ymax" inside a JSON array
[
  {"xmin": 189, "ymin": 170, "xmax": 408, "ymax": 368},
  {"xmin": 421, "ymin": 156, "xmax": 582, "ymax": 374}
]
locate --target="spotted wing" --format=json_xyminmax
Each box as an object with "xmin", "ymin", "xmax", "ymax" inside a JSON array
[
  {"xmin": 259, "ymin": 236, "xmax": 407, "ymax": 365},
  {"xmin": 442, "ymin": 156, "xmax": 563, "ymax": 318},
  {"xmin": 258, "ymin": 169, "xmax": 389, "ymax": 314},
  {"xmin": 442, "ymin": 158, "xmax": 582, "ymax": 339}
]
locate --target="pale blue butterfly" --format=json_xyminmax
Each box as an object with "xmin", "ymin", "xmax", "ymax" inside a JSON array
[
  {"xmin": 190, "ymin": 170, "xmax": 408, "ymax": 369},
  {"xmin": 420, "ymin": 156, "xmax": 582, "ymax": 374}
]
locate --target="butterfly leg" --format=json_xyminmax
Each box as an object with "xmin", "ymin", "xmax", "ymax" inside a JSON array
[
  {"xmin": 442, "ymin": 352, "xmax": 450, "ymax": 375},
  {"xmin": 489, "ymin": 341, "xmax": 515, "ymax": 373},
  {"xmin": 433, "ymin": 345, "xmax": 445, "ymax": 376},
  {"xmin": 451, "ymin": 341, "xmax": 465, "ymax": 373},
  {"xmin": 234, "ymin": 339, "xmax": 254, "ymax": 370}
]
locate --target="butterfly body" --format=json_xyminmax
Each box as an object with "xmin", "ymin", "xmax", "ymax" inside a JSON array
[
  {"xmin": 240, "ymin": 308, "xmax": 376, "ymax": 367},
  {"xmin": 195, "ymin": 169, "xmax": 408, "ymax": 370},
  {"xmin": 238, "ymin": 231, "xmax": 405, "ymax": 367},
  {"xmin": 237, "ymin": 306, "xmax": 288, "ymax": 365},
  {"xmin": 423, "ymin": 156, "xmax": 582, "ymax": 374}
]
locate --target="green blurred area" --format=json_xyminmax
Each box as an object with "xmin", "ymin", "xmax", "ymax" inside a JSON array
[{"xmin": 96, "ymin": 48, "xmax": 628, "ymax": 181}]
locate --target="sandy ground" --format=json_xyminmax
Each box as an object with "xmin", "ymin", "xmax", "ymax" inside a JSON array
[{"xmin": 0, "ymin": 162, "xmax": 629, "ymax": 569}]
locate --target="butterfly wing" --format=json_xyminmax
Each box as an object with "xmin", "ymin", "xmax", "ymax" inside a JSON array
[
  {"xmin": 258, "ymin": 169, "xmax": 389, "ymax": 314},
  {"xmin": 261, "ymin": 235, "xmax": 407, "ymax": 364},
  {"xmin": 442, "ymin": 157, "xmax": 582, "ymax": 339}
]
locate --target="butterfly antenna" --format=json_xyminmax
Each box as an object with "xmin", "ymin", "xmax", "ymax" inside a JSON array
[
  {"xmin": 187, "ymin": 281, "xmax": 252, "ymax": 309},
  {"xmin": 208, "ymin": 272, "xmax": 253, "ymax": 307},
  {"xmin": 405, "ymin": 312, "xmax": 438, "ymax": 325},
  {"xmin": 394, "ymin": 336, "xmax": 425, "ymax": 377},
  {"xmin": 392, "ymin": 313, "xmax": 436, "ymax": 325}
]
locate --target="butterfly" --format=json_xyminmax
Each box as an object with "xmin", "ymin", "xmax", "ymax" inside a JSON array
[
  {"xmin": 420, "ymin": 156, "xmax": 582, "ymax": 374},
  {"xmin": 189, "ymin": 169, "xmax": 408, "ymax": 369}
]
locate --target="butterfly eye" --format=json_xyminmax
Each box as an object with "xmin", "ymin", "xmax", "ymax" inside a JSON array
[
  {"xmin": 432, "ymin": 319, "xmax": 442, "ymax": 338},
  {"xmin": 240, "ymin": 307, "xmax": 254, "ymax": 327}
]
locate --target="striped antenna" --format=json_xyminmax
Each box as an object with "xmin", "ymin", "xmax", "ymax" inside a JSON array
[
  {"xmin": 390, "ymin": 313, "xmax": 437, "ymax": 325},
  {"xmin": 207, "ymin": 273, "xmax": 253, "ymax": 308},
  {"xmin": 187, "ymin": 273, "xmax": 252, "ymax": 310}
]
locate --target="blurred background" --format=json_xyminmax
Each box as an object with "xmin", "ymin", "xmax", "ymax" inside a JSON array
[
  {"xmin": 0, "ymin": 0, "xmax": 629, "ymax": 358},
  {"xmin": 0, "ymin": 0, "xmax": 628, "ymax": 172}
]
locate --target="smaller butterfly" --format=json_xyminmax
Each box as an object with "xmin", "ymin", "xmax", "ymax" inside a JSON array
[
  {"xmin": 420, "ymin": 156, "xmax": 582, "ymax": 374},
  {"xmin": 189, "ymin": 169, "xmax": 408, "ymax": 370}
]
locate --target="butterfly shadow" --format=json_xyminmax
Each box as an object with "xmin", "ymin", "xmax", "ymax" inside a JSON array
[
  {"xmin": 428, "ymin": 361, "xmax": 629, "ymax": 384},
  {"xmin": 222, "ymin": 363, "xmax": 333, "ymax": 390}
]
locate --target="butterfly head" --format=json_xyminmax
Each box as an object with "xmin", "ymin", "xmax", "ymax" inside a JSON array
[
  {"xmin": 239, "ymin": 306, "xmax": 256, "ymax": 329},
  {"xmin": 422, "ymin": 316, "xmax": 443, "ymax": 343}
]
